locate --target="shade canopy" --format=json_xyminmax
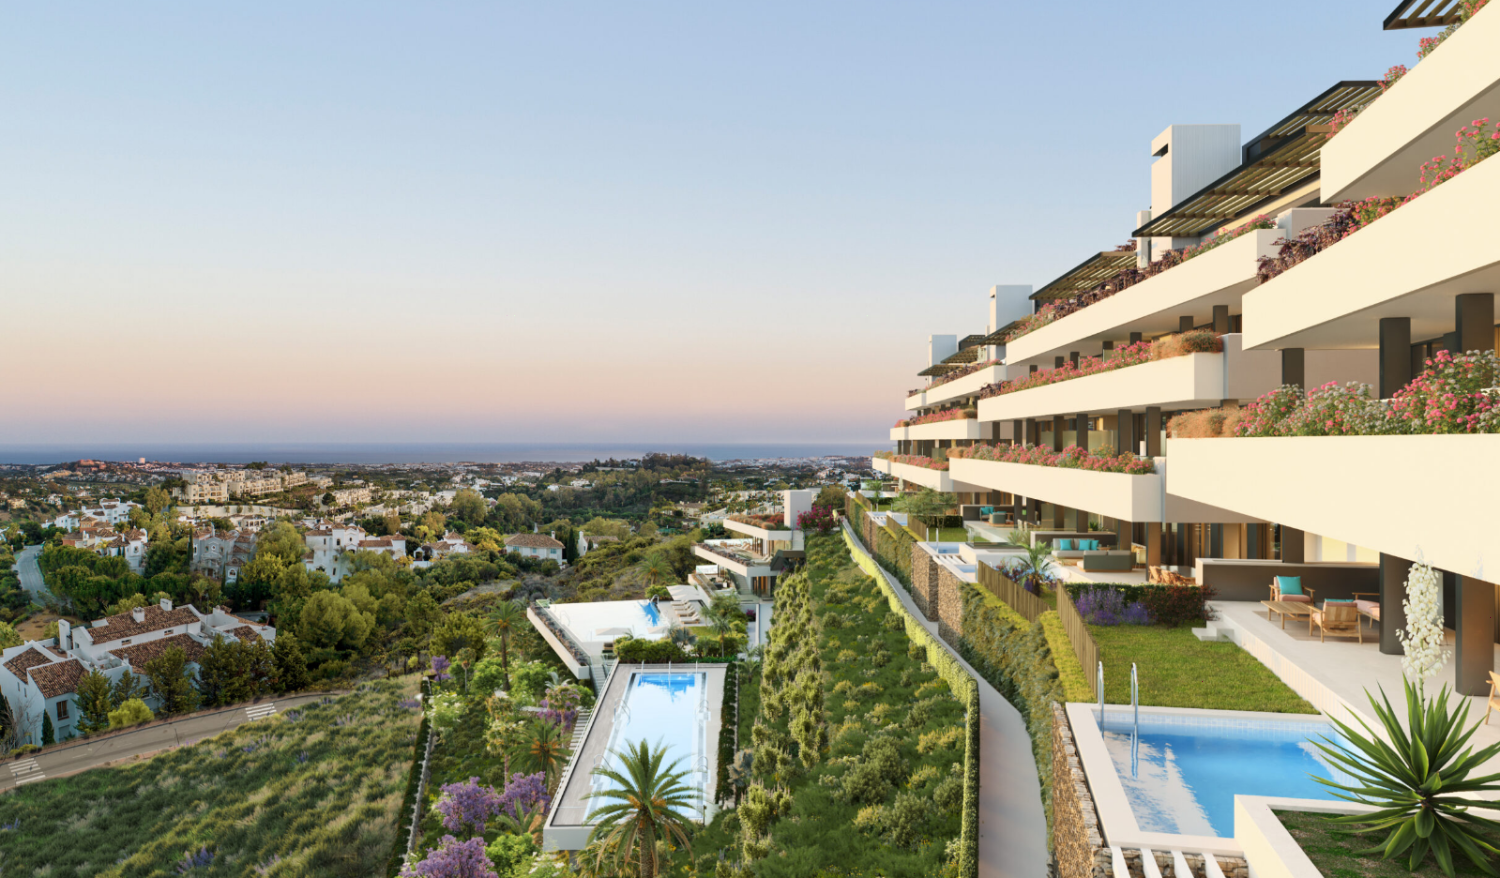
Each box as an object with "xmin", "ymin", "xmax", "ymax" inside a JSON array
[
  {"xmin": 1384, "ymin": 0, "xmax": 1464, "ymax": 29},
  {"xmin": 1030, "ymin": 248, "xmax": 1140, "ymax": 302}
]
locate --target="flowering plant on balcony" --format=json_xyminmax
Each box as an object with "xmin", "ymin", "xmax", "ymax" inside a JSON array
[
  {"xmin": 1002, "ymin": 217, "xmax": 1271, "ymax": 344},
  {"xmin": 727, "ymin": 512, "xmax": 786, "ymax": 531},
  {"xmin": 978, "ymin": 331, "xmax": 1221, "ymax": 401},
  {"xmin": 1387, "ymin": 349, "xmax": 1500, "ymax": 433},
  {"xmin": 920, "ymin": 358, "xmax": 1003, "ymax": 393},
  {"xmin": 873, "ymin": 452, "xmax": 950, "ymax": 471},
  {"xmin": 949, "ymin": 443, "xmax": 1156, "ymax": 475},
  {"xmin": 894, "ymin": 407, "xmax": 977, "ymax": 428},
  {"xmin": 796, "ymin": 505, "xmax": 837, "ymax": 534}
]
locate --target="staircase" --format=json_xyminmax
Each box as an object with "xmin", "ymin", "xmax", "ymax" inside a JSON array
[
  {"xmin": 570, "ymin": 707, "xmax": 594, "ymax": 749},
  {"xmin": 589, "ymin": 658, "xmax": 616, "ymax": 693}
]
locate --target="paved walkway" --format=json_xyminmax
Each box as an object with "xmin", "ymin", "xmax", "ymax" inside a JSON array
[
  {"xmin": 0, "ymin": 692, "xmax": 337, "ymax": 792},
  {"xmin": 841, "ymin": 521, "xmax": 1049, "ymax": 878}
]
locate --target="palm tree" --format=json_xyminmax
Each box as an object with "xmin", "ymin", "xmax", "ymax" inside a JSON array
[
  {"xmin": 637, "ymin": 552, "xmax": 673, "ymax": 587},
  {"xmin": 511, "ymin": 718, "xmax": 570, "ymax": 793},
  {"xmin": 484, "ymin": 599, "xmax": 526, "ymax": 689},
  {"xmin": 585, "ymin": 740, "xmax": 698, "ymax": 878}
]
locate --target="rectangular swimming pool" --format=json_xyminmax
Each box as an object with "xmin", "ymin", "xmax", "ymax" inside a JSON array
[
  {"xmin": 590, "ymin": 671, "xmax": 711, "ymax": 819},
  {"xmin": 1098, "ymin": 711, "xmax": 1344, "ymax": 838}
]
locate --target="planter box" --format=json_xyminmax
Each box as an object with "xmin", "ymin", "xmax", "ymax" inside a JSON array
[
  {"xmin": 1244, "ymin": 156, "xmax": 1500, "ymax": 351},
  {"xmin": 888, "ymin": 459, "xmax": 957, "ymax": 492},
  {"xmin": 872, "ymin": 456, "xmax": 893, "ymax": 475},
  {"xmin": 723, "ymin": 518, "xmax": 793, "ymax": 541},
  {"xmin": 950, "ymin": 456, "xmax": 1164, "ymax": 522},
  {"xmin": 912, "ymin": 364, "xmax": 1008, "ymax": 411},
  {"xmin": 979, "ymin": 352, "xmax": 1233, "ymax": 423},
  {"xmin": 1321, "ymin": 6, "xmax": 1500, "ymax": 202},
  {"xmin": 1166, "ymin": 435, "xmax": 1500, "ymax": 576},
  {"xmin": 692, "ymin": 543, "xmax": 773, "ymax": 577},
  {"xmin": 1004, "ymin": 231, "xmax": 1278, "ymax": 368}
]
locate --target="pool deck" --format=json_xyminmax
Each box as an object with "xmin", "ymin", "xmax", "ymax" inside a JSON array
[
  {"xmin": 544, "ymin": 662, "xmax": 726, "ymax": 850},
  {"xmin": 1211, "ymin": 600, "xmax": 1500, "ymax": 770}
]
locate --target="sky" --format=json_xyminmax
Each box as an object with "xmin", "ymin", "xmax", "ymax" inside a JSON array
[{"xmin": 0, "ymin": 2, "xmax": 1420, "ymax": 449}]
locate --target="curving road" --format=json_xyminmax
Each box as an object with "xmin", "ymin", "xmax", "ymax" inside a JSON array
[{"xmin": 14, "ymin": 545, "xmax": 48, "ymax": 600}]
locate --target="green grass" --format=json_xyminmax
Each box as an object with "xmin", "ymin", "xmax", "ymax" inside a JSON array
[
  {"xmin": 667, "ymin": 534, "xmax": 967, "ymax": 878},
  {"xmin": 1091, "ymin": 624, "xmax": 1317, "ymax": 713},
  {"xmin": 933, "ymin": 527, "xmax": 970, "ymax": 542},
  {"xmin": 0, "ymin": 678, "xmax": 422, "ymax": 877},
  {"xmin": 1276, "ymin": 809, "xmax": 1500, "ymax": 877}
]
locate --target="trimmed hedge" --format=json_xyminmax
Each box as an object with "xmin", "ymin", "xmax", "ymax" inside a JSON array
[
  {"xmin": 955, "ymin": 586, "xmax": 1066, "ymax": 836},
  {"xmin": 842, "ymin": 527, "xmax": 980, "ymax": 878},
  {"xmin": 1039, "ymin": 612, "xmax": 1091, "ymax": 702},
  {"xmin": 715, "ymin": 661, "xmax": 738, "ymax": 804},
  {"xmin": 1063, "ymin": 582, "xmax": 1214, "ymax": 627},
  {"xmin": 387, "ymin": 710, "xmax": 432, "ymax": 876}
]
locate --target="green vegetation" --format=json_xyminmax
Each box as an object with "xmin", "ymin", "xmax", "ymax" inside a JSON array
[
  {"xmin": 0, "ymin": 679, "xmax": 422, "ymax": 877},
  {"xmin": 670, "ymin": 534, "xmax": 972, "ymax": 878},
  {"xmin": 585, "ymin": 740, "xmax": 699, "ymax": 878},
  {"xmin": 1277, "ymin": 809, "xmax": 1500, "ymax": 878},
  {"xmin": 1090, "ymin": 625, "xmax": 1315, "ymax": 713},
  {"xmin": 1039, "ymin": 613, "xmax": 1091, "ymax": 702}
]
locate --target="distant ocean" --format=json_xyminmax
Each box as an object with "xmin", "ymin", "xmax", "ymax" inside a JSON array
[{"xmin": 0, "ymin": 442, "xmax": 882, "ymax": 466}]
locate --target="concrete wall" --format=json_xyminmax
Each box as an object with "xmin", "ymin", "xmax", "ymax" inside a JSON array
[{"xmin": 1196, "ymin": 559, "xmax": 1379, "ymax": 602}]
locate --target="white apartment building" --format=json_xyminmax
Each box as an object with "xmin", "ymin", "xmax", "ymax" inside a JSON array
[
  {"xmin": 191, "ymin": 528, "xmax": 258, "ymax": 583},
  {"xmin": 173, "ymin": 470, "xmax": 310, "ymax": 503},
  {"xmin": 51, "ymin": 499, "xmax": 143, "ymax": 530},
  {"xmin": 302, "ymin": 522, "xmax": 407, "ymax": 582}
]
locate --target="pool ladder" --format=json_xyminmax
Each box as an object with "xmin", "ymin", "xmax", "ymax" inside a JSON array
[{"xmin": 1098, "ymin": 662, "xmax": 1141, "ymax": 777}]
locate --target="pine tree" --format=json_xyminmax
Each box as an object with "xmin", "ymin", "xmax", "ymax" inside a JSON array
[
  {"xmin": 75, "ymin": 670, "xmax": 115, "ymax": 734},
  {"xmin": 41, "ymin": 711, "xmax": 55, "ymax": 746},
  {"xmin": 272, "ymin": 632, "xmax": 310, "ymax": 694}
]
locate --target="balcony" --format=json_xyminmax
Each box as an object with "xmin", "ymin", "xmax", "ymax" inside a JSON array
[
  {"xmin": 1321, "ymin": 6, "xmax": 1500, "ymax": 202},
  {"xmin": 1166, "ymin": 435, "xmax": 1500, "ymax": 577},
  {"xmin": 1243, "ymin": 156, "xmax": 1500, "ymax": 351},
  {"xmin": 950, "ymin": 456, "xmax": 1166, "ymax": 522},
  {"xmin": 890, "ymin": 417, "xmax": 987, "ymax": 442},
  {"xmin": 871, "ymin": 456, "xmax": 957, "ymax": 492},
  {"xmin": 723, "ymin": 514, "xmax": 793, "ymax": 541},
  {"xmin": 1005, "ymin": 230, "xmax": 1280, "ymax": 368},
  {"xmin": 907, "ymin": 363, "xmax": 1008, "ymax": 411},
  {"xmin": 693, "ymin": 540, "xmax": 775, "ymax": 577}
]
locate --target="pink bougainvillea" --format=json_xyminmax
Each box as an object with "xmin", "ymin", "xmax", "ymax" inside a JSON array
[
  {"xmin": 894, "ymin": 407, "xmax": 976, "ymax": 429},
  {"xmin": 873, "ymin": 452, "xmax": 949, "ymax": 471},
  {"xmin": 949, "ymin": 443, "xmax": 1156, "ymax": 475}
]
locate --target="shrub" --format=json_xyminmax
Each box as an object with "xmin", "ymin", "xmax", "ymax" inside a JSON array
[
  {"xmin": 614, "ymin": 637, "xmax": 688, "ymax": 663},
  {"xmin": 1075, "ymin": 588, "xmax": 1151, "ymax": 626},
  {"xmin": 949, "ymin": 442, "xmax": 1156, "ymax": 475},
  {"xmin": 1064, "ymin": 583, "xmax": 1214, "ymax": 628}
]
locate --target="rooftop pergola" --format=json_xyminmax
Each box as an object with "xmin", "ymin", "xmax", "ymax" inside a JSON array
[
  {"xmin": 1133, "ymin": 81, "xmax": 1382, "ymax": 240},
  {"xmin": 1384, "ymin": 0, "xmax": 1464, "ymax": 29},
  {"xmin": 1030, "ymin": 248, "xmax": 1140, "ymax": 302}
]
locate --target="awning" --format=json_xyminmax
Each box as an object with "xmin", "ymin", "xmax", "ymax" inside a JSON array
[
  {"xmin": 917, "ymin": 363, "xmax": 963, "ymax": 377},
  {"xmin": 1384, "ymin": 0, "xmax": 1464, "ymax": 29},
  {"xmin": 1133, "ymin": 81, "xmax": 1382, "ymax": 239},
  {"xmin": 941, "ymin": 346, "xmax": 981, "ymax": 365},
  {"xmin": 1030, "ymin": 248, "xmax": 1140, "ymax": 302}
]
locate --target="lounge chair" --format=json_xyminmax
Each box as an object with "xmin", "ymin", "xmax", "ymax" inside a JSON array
[
  {"xmin": 1308, "ymin": 602, "xmax": 1362, "ymax": 643},
  {"xmin": 1486, "ymin": 672, "xmax": 1500, "ymax": 725},
  {"xmin": 1269, "ymin": 577, "xmax": 1314, "ymax": 604},
  {"xmin": 1352, "ymin": 592, "xmax": 1380, "ymax": 631}
]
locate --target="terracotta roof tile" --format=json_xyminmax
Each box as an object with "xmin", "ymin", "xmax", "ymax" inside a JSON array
[
  {"xmin": 86, "ymin": 605, "xmax": 201, "ymax": 644},
  {"xmin": 505, "ymin": 533, "xmax": 564, "ymax": 549},
  {"xmin": 3, "ymin": 647, "xmax": 54, "ymax": 681},
  {"xmin": 109, "ymin": 633, "xmax": 208, "ymax": 667},
  {"xmin": 28, "ymin": 658, "xmax": 86, "ymax": 699}
]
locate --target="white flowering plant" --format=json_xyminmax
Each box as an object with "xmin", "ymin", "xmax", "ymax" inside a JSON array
[{"xmin": 1397, "ymin": 561, "xmax": 1449, "ymax": 683}]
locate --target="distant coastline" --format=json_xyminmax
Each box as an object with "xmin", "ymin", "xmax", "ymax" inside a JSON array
[{"xmin": 0, "ymin": 442, "xmax": 881, "ymax": 466}]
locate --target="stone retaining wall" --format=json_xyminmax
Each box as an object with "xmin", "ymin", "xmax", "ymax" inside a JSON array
[
  {"xmin": 910, "ymin": 547, "xmax": 939, "ymax": 620},
  {"xmin": 935, "ymin": 567, "xmax": 967, "ymax": 642},
  {"xmin": 1050, "ymin": 704, "xmax": 1249, "ymax": 878}
]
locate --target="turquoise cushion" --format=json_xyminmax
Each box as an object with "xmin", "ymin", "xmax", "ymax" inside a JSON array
[
  {"xmin": 1087, "ymin": 540, "xmax": 1100, "ymax": 551},
  {"xmin": 980, "ymin": 506, "xmax": 993, "ymax": 515},
  {"xmin": 1276, "ymin": 576, "xmax": 1303, "ymax": 595},
  {"xmin": 1325, "ymin": 599, "xmax": 1354, "ymax": 605},
  {"xmin": 1058, "ymin": 539, "xmax": 1074, "ymax": 551}
]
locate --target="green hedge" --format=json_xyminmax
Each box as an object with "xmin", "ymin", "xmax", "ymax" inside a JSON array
[
  {"xmin": 956, "ymin": 586, "xmax": 1066, "ymax": 837},
  {"xmin": 1039, "ymin": 612, "xmax": 1092, "ymax": 702},
  {"xmin": 715, "ymin": 661, "xmax": 739, "ymax": 804},
  {"xmin": 842, "ymin": 527, "xmax": 979, "ymax": 878}
]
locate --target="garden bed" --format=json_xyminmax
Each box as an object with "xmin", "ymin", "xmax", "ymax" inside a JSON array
[
  {"xmin": 1090, "ymin": 625, "xmax": 1315, "ymax": 713},
  {"xmin": 1275, "ymin": 808, "xmax": 1500, "ymax": 877}
]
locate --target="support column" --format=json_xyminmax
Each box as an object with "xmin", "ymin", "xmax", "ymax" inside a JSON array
[
  {"xmin": 1281, "ymin": 526, "xmax": 1304, "ymax": 563},
  {"xmin": 1128, "ymin": 331, "xmax": 1142, "ymax": 345},
  {"xmin": 1053, "ymin": 503, "xmax": 1066, "ymax": 529},
  {"xmin": 1146, "ymin": 522, "xmax": 1163, "ymax": 567},
  {"xmin": 1075, "ymin": 412, "xmax": 1089, "ymax": 451},
  {"xmin": 1212, "ymin": 305, "xmax": 1229, "ymax": 334},
  {"xmin": 1455, "ymin": 293, "xmax": 1496, "ymax": 354},
  {"xmin": 1013, "ymin": 418, "xmax": 1025, "ymax": 447},
  {"xmin": 1069, "ymin": 351, "xmax": 1080, "ymax": 368},
  {"xmin": 1379, "ymin": 317, "xmax": 1413, "ymax": 399},
  {"xmin": 1102, "ymin": 340, "xmax": 1114, "ymax": 360},
  {"xmin": 1117, "ymin": 408, "xmax": 1136, "ymax": 457},
  {"xmin": 1055, "ymin": 356, "xmax": 1065, "ymax": 369},
  {"xmin": 1178, "ymin": 316, "xmax": 1195, "ymax": 333},
  {"xmin": 1281, "ymin": 348, "xmax": 1304, "ymax": 389},
  {"xmin": 1052, "ymin": 416, "xmax": 1065, "ymax": 452},
  {"xmin": 1209, "ymin": 523, "xmax": 1223, "ymax": 558},
  {"xmin": 1013, "ymin": 494, "xmax": 1024, "ymax": 525},
  {"xmin": 1029, "ymin": 364, "xmax": 1039, "ymax": 375},
  {"xmin": 1116, "ymin": 518, "xmax": 1132, "ymax": 552},
  {"xmin": 1145, "ymin": 407, "xmax": 1162, "ymax": 457},
  {"xmin": 1457, "ymin": 574, "xmax": 1496, "ymax": 695}
]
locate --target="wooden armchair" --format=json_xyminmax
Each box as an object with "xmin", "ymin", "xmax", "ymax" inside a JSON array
[
  {"xmin": 1269, "ymin": 581, "xmax": 1315, "ymax": 604},
  {"xmin": 1352, "ymin": 592, "xmax": 1381, "ymax": 631},
  {"xmin": 1309, "ymin": 603, "xmax": 1362, "ymax": 643},
  {"xmin": 1486, "ymin": 672, "xmax": 1500, "ymax": 725}
]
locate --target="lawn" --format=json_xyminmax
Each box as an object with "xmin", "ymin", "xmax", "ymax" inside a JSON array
[
  {"xmin": 932, "ymin": 526, "xmax": 970, "ymax": 542},
  {"xmin": 1276, "ymin": 809, "xmax": 1500, "ymax": 877},
  {"xmin": 0, "ymin": 678, "xmax": 423, "ymax": 877},
  {"xmin": 666, "ymin": 533, "xmax": 969, "ymax": 878},
  {"xmin": 1090, "ymin": 624, "xmax": 1316, "ymax": 713}
]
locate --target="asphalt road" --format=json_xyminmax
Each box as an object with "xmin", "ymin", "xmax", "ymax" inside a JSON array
[
  {"xmin": 0, "ymin": 692, "xmax": 340, "ymax": 792},
  {"xmin": 14, "ymin": 544, "xmax": 48, "ymax": 600}
]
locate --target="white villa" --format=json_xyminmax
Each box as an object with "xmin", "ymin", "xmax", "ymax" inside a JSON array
[{"xmin": 504, "ymin": 533, "xmax": 565, "ymax": 562}]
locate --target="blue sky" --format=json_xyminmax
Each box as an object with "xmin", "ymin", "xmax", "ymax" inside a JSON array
[{"xmin": 0, "ymin": 2, "xmax": 1419, "ymax": 446}]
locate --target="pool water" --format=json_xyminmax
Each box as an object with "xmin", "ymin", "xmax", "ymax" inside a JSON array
[
  {"xmin": 1100, "ymin": 713, "xmax": 1343, "ymax": 838},
  {"xmin": 592, "ymin": 672, "xmax": 709, "ymax": 818}
]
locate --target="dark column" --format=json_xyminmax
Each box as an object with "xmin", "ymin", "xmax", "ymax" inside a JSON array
[
  {"xmin": 1117, "ymin": 408, "xmax": 1136, "ymax": 457},
  {"xmin": 1457, "ymin": 574, "xmax": 1497, "ymax": 696},
  {"xmin": 1116, "ymin": 518, "xmax": 1132, "ymax": 552},
  {"xmin": 1102, "ymin": 340, "xmax": 1114, "ymax": 359},
  {"xmin": 1144, "ymin": 407, "xmax": 1162, "ymax": 457},
  {"xmin": 1247, "ymin": 524, "xmax": 1260, "ymax": 560},
  {"xmin": 1053, "ymin": 503, "xmax": 1066, "ymax": 529},
  {"xmin": 1027, "ymin": 419, "xmax": 1041, "ymax": 446},
  {"xmin": 1411, "ymin": 342, "xmax": 1428, "ymax": 381},
  {"xmin": 1212, "ymin": 305, "xmax": 1230, "ymax": 334},
  {"xmin": 1069, "ymin": 351, "xmax": 1080, "ymax": 368},
  {"xmin": 1280, "ymin": 526, "xmax": 1304, "ymax": 563},
  {"xmin": 1013, "ymin": 494, "xmax": 1024, "ymax": 524},
  {"xmin": 1055, "ymin": 356, "xmax": 1065, "ymax": 369},
  {"xmin": 1455, "ymin": 293, "xmax": 1496, "ymax": 354},
  {"xmin": 1379, "ymin": 317, "xmax": 1413, "ymax": 399},
  {"xmin": 1145, "ymin": 523, "xmax": 1163, "ymax": 566},
  {"xmin": 1281, "ymin": 348, "xmax": 1304, "ymax": 389},
  {"xmin": 1029, "ymin": 364, "xmax": 1039, "ymax": 375},
  {"xmin": 1013, "ymin": 418, "xmax": 1025, "ymax": 447},
  {"xmin": 1210, "ymin": 524, "xmax": 1223, "ymax": 558},
  {"xmin": 1129, "ymin": 332, "xmax": 1143, "ymax": 345},
  {"xmin": 1052, "ymin": 416, "xmax": 1065, "ymax": 452},
  {"xmin": 1178, "ymin": 316, "xmax": 1195, "ymax": 333},
  {"xmin": 1075, "ymin": 413, "xmax": 1089, "ymax": 450}
]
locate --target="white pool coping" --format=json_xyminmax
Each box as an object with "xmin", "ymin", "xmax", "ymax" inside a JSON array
[{"xmin": 1065, "ymin": 702, "xmax": 1337, "ymax": 857}]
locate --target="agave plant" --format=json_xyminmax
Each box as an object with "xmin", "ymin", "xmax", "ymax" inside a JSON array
[{"xmin": 1311, "ymin": 677, "xmax": 1500, "ymax": 877}]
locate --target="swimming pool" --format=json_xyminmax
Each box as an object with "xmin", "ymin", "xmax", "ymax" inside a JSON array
[
  {"xmin": 1098, "ymin": 711, "xmax": 1344, "ymax": 838},
  {"xmin": 590, "ymin": 671, "xmax": 710, "ymax": 819}
]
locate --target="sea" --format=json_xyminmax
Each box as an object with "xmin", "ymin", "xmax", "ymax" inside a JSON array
[{"xmin": 0, "ymin": 442, "xmax": 881, "ymax": 466}]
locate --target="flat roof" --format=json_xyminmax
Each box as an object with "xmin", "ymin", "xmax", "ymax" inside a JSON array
[
  {"xmin": 1031, "ymin": 249, "xmax": 1140, "ymax": 302},
  {"xmin": 1133, "ymin": 81, "xmax": 1382, "ymax": 239},
  {"xmin": 1384, "ymin": 0, "xmax": 1464, "ymax": 29}
]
